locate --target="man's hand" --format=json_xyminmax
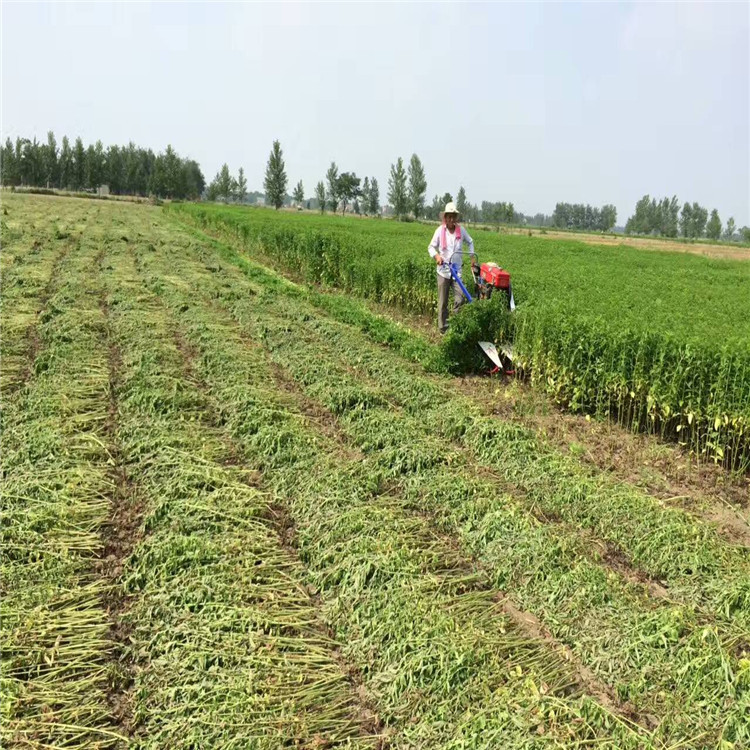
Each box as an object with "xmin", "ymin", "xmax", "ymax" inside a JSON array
[{"xmin": 435, "ymin": 255, "xmax": 444, "ymax": 266}]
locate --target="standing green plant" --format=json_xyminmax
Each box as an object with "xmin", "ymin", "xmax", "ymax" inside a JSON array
[
  {"xmin": 264, "ymin": 140, "xmax": 288, "ymax": 210},
  {"xmin": 407, "ymin": 154, "xmax": 427, "ymax": 219},
  {"xmin": 388, "ymin": 157, "xmax": 408, "ymax": 219}
]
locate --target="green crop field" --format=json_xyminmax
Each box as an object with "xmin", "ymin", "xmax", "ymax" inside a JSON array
[
  {"xmin": 2, "ymin": 192, "xmax": 749, "ymax": 750},
  {"xmin": 171, "ymin": 203, "xmax": 750, "ymax": 469}
]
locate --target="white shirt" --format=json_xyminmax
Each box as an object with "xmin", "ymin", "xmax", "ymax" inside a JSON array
[{"xmin": 428, "ymin": 224, "xmax": 475, "ymax": 279}]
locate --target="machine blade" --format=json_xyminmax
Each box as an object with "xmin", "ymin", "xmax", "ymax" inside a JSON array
[{"xmin": 478, "ymin": 341, "xmax": 503, "ymax": 369}]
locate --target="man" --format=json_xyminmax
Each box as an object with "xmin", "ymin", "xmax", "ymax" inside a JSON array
[{"xmin": 427, "ymin": 201, "xmax": 476, "ymax": 333}]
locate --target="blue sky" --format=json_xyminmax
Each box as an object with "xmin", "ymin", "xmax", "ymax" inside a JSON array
[{"xmin": 2, "ymin": 1, "xmax": 748, "ymax": 225}]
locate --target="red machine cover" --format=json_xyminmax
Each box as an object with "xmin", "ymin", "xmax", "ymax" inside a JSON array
[{"xmin": 480, "ymin": 262, "xmax": 510, "ymax": 289}]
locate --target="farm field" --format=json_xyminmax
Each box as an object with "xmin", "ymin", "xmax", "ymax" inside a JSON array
[
  {"xmin": 2, "ymin": 192, "xmax": 750, "ymax": 749},
  {"xmin": 172, "ymin": 203, "xmax": 750, "ymax": 470}
]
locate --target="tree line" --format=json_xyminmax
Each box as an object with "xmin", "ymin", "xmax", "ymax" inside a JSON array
[
  {"xmin": 1, "ymin": 131, "xmax": 205, "ymax": 199},
  {"xmin": 625, "ymin": 194, "xmax": 742, "ymax": 241},
  {"xmin": 552, "ymin": 202, "xmax": 617, "ymax": 232}
]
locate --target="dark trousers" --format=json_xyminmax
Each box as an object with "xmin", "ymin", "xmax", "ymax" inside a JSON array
[{"xmin": 437, "ymin": 274, "xmax": 465, "ymax": 332}]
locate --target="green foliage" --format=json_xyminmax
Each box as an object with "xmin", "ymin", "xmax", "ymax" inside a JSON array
[
  {"xmin": 336, "ymin": 171, "xmax": 360, "ymax": 215},
  {"xmin": 456, "ymin": 185, "xmax": 467, "ymax": 216},
  {"xmin": 724, "ymin": 217, "xmax": 736, "ymax": 240},
  {"xmin": 408, "ymin": 153, "xmax": 427, "ymax": 219},
  {"xmin": 263, "ymin": 139, "xmax": 287, "ymax": 209},
  {"xmin": 315, "ymin": 180, "xmax": 326, "ymax": 212},
  {"xmin": 171, "ymin": 202, "xmax": 750, "ymax": 467},
  {"xmin": 325, "ymin": 161, "xmax": 339, "ymax": 212},
  {"xmin": 440, "ymin": 295, "xmax": 513, "ymax": 373},
  {"xmin": 626, "ymin": 195, "xmax": 678, "ymax": 236},
  {"xmin": 706, "ymin": 209, "xmax": 722, "ymax": 240},
  {"xmin": 236, "ymin": 166, "xmax": 247, "ymax": 202},
  {"xmin": 292, "ymin": 178, "xmax": 304, "ymax": 205},
  {"xmin": 388, "ymin": 156, "xmax": 408, "ymax": 218},
  {"xmin": 0, "ymin": 131, "xmax": 202, "ymax": 198},
  {"xmin": 555, "ymin": 201, "xmax": 616, "ymax": 231},
  {"xmin": 368, "ymin": 176, "xmax": 380, "ymax": 215}
]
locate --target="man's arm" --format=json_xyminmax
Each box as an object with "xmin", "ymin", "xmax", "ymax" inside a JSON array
[{"xmin": 428, "ymin": 228, "xmax": 443, "ymax": 264}]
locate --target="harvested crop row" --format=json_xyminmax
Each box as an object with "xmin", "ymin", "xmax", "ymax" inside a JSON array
[
  {"xmin": 169, "ymin": 203, "xmax": 750, "ymax": 469},
  {"xmin": 141, "ymin": 229, "xmax": 749, "ymax": 749},
  {"xmin": 99, "ymin": 240, "xmax": 379, "ymax": 748},
  {"xmin": 1, "ymin": 232, "xmax": 117, "ymax": 747},
  {"xmin": 0, "ymin": 200, "xmax": 79, "ymax": 393},
  {"xmin": 133, "ymin": 227, "xmax": 665, "ymax": 749}
]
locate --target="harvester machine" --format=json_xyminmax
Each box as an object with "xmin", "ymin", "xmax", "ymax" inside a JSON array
[{"xmin": 447, "ymin": 250, "xmax": 516, "ymax": 374}]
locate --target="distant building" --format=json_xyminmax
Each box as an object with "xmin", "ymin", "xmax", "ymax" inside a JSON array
[{"xmin": 97, "ymin": 184, "xmax": 110, "ymax": 197}]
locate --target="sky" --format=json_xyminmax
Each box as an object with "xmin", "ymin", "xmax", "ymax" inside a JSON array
[{"xmin": 2, "ymin": 1, "xmax": 748, "ymax": 225}]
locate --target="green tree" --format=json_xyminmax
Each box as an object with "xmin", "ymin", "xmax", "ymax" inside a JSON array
[
  {"xmin": 741, "ymin": 227, "xmax": 750, "ymax": 243},
  {"xmin": 237, "ymin": 167, "xmax": 247, "ymax": 202},
  {"xmin": 218, "ymin": 163, "xmax": 233, "ymax": 200},
  {"xmin": 456, "ymin": 186, "xmax": 467, "ymax": 217},
  {"xmin": 368, "ymin": 177, "xmax": 380, "ymax": 215},
  {"xmin": 337, "ymin": 172, "xmax": 360, "ymax": 215},
  {"xmin": 706, "ymin": 209, "xmax": 721, "ymax": 240},
  {"xmin": 361, "ymin": 176, "xmax": 370, "ymax": 214},
  {"xmin": 427, "ymin": 194, "xmax": 442, "ymax": 220},
  {"xmin": 107, "ymin": 145, "xmax": 124, "ymax": 193},
  {"xmin": 690, "ymin": 202, "xmax": 708, "ymax": 238},
  {"xmin": 407, "ymin": 153, "xmax": 427, "ymax": 219},
  {"xmin": 315, "ymin": 180, "xmax": 326, "ymax": 213},
  {"xmin": 18, "ymin": 137, "xmax": 42, "ymax": 186},
  {"xmin": 57, "ymin": 136, "xmax": 71, "ymax": 189},
  {"xmin": 680, "ymin": 202, "xmax": 692, "ymax": 237},
  {"xmin": 724, "ymin": 217, "xmax": 736, "ymax": 241},
  {"xmin": 600, "ymin": 204, "xmax": 617, "ymax": 231},
  {"xmin": 1, "ymin": 137, "xmax": 18, "ymax": 185},
  {"xmin": 388, "ymin": 157, "xmax": 408, "ymax": 219},
  {"xmin": 292, "ymin": 179, "xmax": 304, "ymax": 205},
  {"xmin": 185, "ymin": 160, "xmax": 205, "ymax": 199},
  {"xmin": 264, "ymin": 140, "xmax": 288, "ymax": 210},
  {"xmin": 326, "ymin": 162, "xmax": 339, "ymax": 213},
  {"xmin": 43, "ymin": 131, "xmax": 58, "ymax": 187}
]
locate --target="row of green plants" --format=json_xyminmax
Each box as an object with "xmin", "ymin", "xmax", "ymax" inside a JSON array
[
  {"xmin": 135, "ymin": 213, "xmax": 657, "ymax": 748},
  {"xmin": 139, "ymin": 215, "xmax": 749, "ymax": 748},
  {"xmin": 169, "ymin": 203, "xmax": 750, "ymax": 469},
  {"xmin": 1, "ymin": 219, "xmax": 117, "ymax": 747}
]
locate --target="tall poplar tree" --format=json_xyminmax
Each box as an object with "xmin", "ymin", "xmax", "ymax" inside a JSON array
[
  {"xmin": 407, "ymin": 154, "xmax": 427, "ymax": 219},
  {"xmin": 388, "ymin": 157, "xmax": 408, "ymax": 219},
  {"xmin": 315, "ymin": 181, "xmax": 326, "ymax": 213},
  {"xmin": 237, "ymin": 167, "xmax": 247, "ymax": 202},
  {"xmin": 264, "ymin": 140, "xmax": 288, "ymax": 210}
]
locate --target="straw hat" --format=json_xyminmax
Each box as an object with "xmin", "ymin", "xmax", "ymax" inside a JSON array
[{"xmin": 444, "ymin": 201, "xmax": 459, "ymax": 215}]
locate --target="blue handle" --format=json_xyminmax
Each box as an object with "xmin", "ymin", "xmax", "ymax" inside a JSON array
[{"xmin": 449, "ymin": 263, "xmax": 474, "ymax": 303}]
